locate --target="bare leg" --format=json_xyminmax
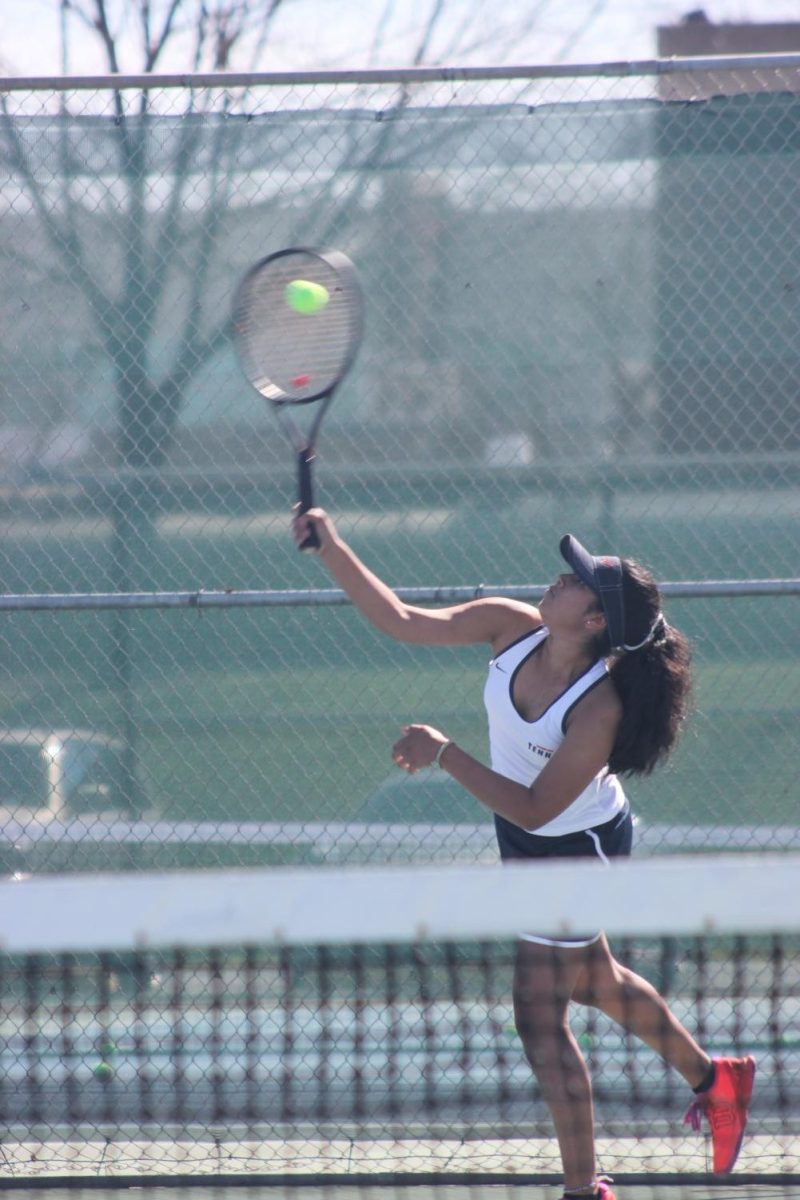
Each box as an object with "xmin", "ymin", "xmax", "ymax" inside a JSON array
[
  {"xmin": 513, "ymin": 939, "xmax": 598, "ymax": 1193},
  {"xmin": 512, "ymin": 933, "xmax": 713, "ymax": 1194},
  {"xmin": 572, "ymin": 934, "xmax": 711, "ymax": 1088}
]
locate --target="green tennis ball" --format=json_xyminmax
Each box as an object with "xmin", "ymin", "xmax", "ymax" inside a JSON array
[
  {"xmin": 93, "ymin": 1061, "xmax": 114, "ymax": 1082},
  {"xmin": 285, "ymin": 279, "xmax": 330, "ymax": 315}
]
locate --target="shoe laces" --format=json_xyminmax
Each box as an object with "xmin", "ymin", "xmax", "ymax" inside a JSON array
[{"xmin": 684, "ymin": 1097, "xmax": 704, "ymax": 1132}]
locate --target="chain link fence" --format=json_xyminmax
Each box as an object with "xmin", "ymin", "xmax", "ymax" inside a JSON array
[{"xmin": 1, "ymin": 59, "xmax": 799, "ymax": 874}]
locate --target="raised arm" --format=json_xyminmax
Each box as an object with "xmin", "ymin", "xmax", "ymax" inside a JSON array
[{"xmin": 293, "ymin": 507, "xmax": 540, "ymax": 649}]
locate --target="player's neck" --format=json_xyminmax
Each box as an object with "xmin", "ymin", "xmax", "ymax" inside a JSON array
[{"xmin": 540, "ymin": 630, "xmax": 597, "ymax": 683}]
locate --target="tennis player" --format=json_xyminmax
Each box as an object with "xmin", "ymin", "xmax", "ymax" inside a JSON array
[{"xmin": 293, "ymin": 509, "xmax": 756, "ymax": 1200}]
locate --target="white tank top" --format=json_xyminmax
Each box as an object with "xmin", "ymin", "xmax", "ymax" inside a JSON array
[{"xmin": 483, "ymin": 625, "xmax": 626, "ymax": 837}]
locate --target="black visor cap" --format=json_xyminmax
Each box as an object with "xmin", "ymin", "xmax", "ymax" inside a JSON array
[{"xmin": 559, "ymin": 533, "xmax": 626, "ymax": 650}]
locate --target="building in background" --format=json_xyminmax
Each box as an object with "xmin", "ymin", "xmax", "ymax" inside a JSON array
[
  {"xmin": 654, "ymin": 13, "xmax": 800, "ymax": 453},
  {"xmin": 657, "ymin": 10, "xmax": 800, "ymax": 99}
]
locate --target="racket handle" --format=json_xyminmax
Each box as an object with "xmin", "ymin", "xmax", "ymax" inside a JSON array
[{"xmin": 297, "ymin": 448, "xmax": 320, "ymax": 551}]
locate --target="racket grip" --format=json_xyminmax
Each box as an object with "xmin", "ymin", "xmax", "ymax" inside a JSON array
[{"xmin": 297, "ymin": 449, "xmax": 320, "ymax": 551}]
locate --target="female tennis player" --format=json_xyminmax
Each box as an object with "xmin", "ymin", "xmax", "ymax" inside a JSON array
[{"xmin": 292, "ymin": 509, "xmax": 755, "ymax": 1200}]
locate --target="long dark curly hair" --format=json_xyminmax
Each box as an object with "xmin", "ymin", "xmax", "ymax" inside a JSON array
[{"xmin": 590, "ymin": 558, "xmax": 693, "ymax": 777}]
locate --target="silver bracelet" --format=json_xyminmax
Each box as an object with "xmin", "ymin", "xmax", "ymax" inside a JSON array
[{"xmin": 433, "ymin": 739, "xmax": 453, "ymax": 768}]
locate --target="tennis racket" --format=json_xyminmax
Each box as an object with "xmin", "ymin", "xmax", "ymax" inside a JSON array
[{"xmin": 232, "ymin": 247, "xmax": 363, "ymax": 550}]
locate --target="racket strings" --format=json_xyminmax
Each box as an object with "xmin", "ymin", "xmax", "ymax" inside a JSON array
[{"xmin": 235, "ymin": 256, "xmax": 359, "ymax": 402}]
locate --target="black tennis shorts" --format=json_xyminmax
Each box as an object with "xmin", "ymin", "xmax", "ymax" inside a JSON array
[
  {"xmin": 494, "ymin": 804, "xmax": 632, "ymax": 864},
  {"xmin": 494, "ymin": 806, "xmax": 633, "ymax": 947}
]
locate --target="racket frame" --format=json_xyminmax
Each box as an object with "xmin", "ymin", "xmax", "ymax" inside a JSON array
[{"xmin": 232, "ymin": 246, "xmax": 363, "ymax": 550}]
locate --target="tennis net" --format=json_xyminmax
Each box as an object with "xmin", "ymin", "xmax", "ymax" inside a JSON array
[{"xmin": 1, "ymin": 854, "xmax": 798, "ymax": 1191}]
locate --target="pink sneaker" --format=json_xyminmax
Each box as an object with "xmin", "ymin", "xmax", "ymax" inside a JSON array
[
  {"xmin": 561, "ymin": 1179, "xmax": 616, "ymax": 1200},
  {"xmin": 684, "ymin": 1056, "xmax": 756, "ymax": 1175}
]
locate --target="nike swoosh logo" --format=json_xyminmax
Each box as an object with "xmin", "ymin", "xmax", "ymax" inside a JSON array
[{"xmin": 492, "ymin": 661, "xmax": 507, "ymax": 673}]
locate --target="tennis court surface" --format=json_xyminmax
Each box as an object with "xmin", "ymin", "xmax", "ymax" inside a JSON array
[
  {"xmin": 1, "ymin": 854, "xmax": 798, "ymax": 1197},
  {"xmin": 0, "ymin": 1188, "xmax": 794, "ymax": 1200}
]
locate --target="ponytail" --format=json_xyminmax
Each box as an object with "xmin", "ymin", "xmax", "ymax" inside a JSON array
[
  {"xmin": 591, "ymin": 559, "xmax": 692, "ymax": 776},
  {"xmin": 607, "ymin": 618, "xmax": 692, "ymax": 776}
]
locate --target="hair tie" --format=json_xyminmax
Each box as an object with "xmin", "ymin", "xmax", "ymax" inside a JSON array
[{"xmin": 621, "ymin": 612, "xmax": 665, "ymax": 653}]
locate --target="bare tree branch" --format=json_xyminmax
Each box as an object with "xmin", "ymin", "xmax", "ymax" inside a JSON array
[
  {"xmin": 441, "ymin": 1, "xmax": 553, "ymax": 65},
  {"xmin": 367, "ymin": 0, "xmax": 397, "ymax": 66},
  {"xmin": 60, "ymin": 0, "xmax": 103, "ymax": 37},
  {"xmin": 552, "ymin": 0, "xmax": 608, "ymax": 63},
  {"xmin": 212, "ymin": 1, "xmax": 249, "ymax": 69},
  {"xmin": 411, "ymin": 0, "xmax": 447, "ymax": 66},
  {"xmin": 92, "ymin": 0, "xmax": 122, "ymax": 74},
  {"xmin": 142, "ymin": 0, "xmax": 152, "ymax": 58},
  {"xmin": 312, "ymin": 0, "xmax": 452, "ymax": 248},
  {"xmin": 145, "ymin": 0, "xmax": 185, "ymax": 70},
  {"xmin": 0, "ymin": 96, "xmax": 112, "ymax": 322},
  {"xmin": 246, "ymin": 0, "xmax": 286, "ymax": 70},
  {"xmin": 190, "ymin": 1, "xmax": 210, "ymax": 70}
]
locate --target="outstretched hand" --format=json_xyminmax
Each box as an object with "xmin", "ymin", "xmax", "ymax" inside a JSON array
[{"xmin": 392, "ymin": 724, "xmax": 450, "ymax": 773}]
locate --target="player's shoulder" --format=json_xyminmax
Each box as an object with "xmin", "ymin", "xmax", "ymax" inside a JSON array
[
  {"xmin": 568, "ymin": 671, "xmax": 623, "ymax": 727},
  {"xmin": 485, "ymin": 599, "xmax": 542, "ymax": 653}
]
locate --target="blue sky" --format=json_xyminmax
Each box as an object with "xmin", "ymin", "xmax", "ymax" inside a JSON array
[{"xmin": 3, "ymin": 0, "xmax": 800, "ymax": 76}]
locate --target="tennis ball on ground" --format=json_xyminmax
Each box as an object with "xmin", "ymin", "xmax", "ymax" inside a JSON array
[
  {"xmin": 93, "ymin": 1061, "xmax": 114, "ymax": 1082},
  {"xmin": 285, "ymin": 279, "xmax": 330, "ymax": 315}
]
